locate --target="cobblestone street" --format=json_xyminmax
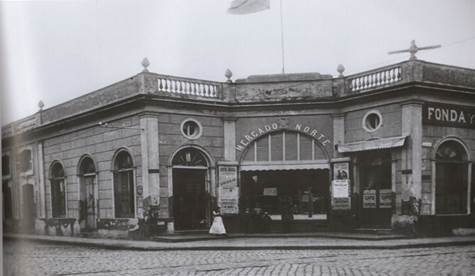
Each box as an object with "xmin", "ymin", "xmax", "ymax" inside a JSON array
[{"xmin": 4, "ymin": 240, "xmax": 475, "ymax": 275}]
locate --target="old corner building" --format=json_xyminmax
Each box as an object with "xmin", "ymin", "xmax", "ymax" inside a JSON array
[{"xmin": 2, "ymin": 59, "xmax": 475, "ymax": 237}]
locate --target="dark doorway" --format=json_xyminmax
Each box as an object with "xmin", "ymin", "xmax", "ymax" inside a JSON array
[
  {"xmin": 173, "ymin": 168, "xmax": 208, "ymax": 230},
  {"xmin": 358, "ymin": 150, "xmax": 393, "ymax": 227},
  {"xmin": 79, "ymin": 157, "xmax": 97, "ymax": 231},
  {"xmin": 22, "ymin": 184, "xmax": 35, "ymax": 233},
  {"xmin": 80, "ymin": 176, "xmax": 96, "ymax": 230},
  {"xmin": 3, "ymin": 181, "xmax": 12, "ymax": 220}
]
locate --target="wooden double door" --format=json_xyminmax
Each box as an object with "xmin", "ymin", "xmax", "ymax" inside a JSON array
[{"xmin": 173, "ymin": 168, "xmax": 209, "ymax": 230}]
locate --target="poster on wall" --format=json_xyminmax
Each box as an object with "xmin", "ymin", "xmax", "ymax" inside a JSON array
[
  {"xmin": 332, "ymin": 197, "xmax": 351, "ymax": 210},
  {"xmin": 332, "ymin": 180, "xmax": 349, "ymax": 198},
  {"xmin": 218, "ymin": 166, "xmax": 239, "ymax": 214},
  {"xmin": 379, "ymin": 189, "xmax": 393, "ymax": 208},
  {"xmin": 333, "ymin": 162, "xmax": 349, "ymax": 180},
  {"xmin": 331, "ymin": 162, "xmax": 351, "ymax": 209},
  {"xmin": 363, "ymin": 189, "xmax": 377, "ymax": 208}
]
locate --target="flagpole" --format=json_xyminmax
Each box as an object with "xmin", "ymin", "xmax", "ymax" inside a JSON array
[{"xmin": 279, "ymin": 0, "xmax": 285, "ymax": 74}]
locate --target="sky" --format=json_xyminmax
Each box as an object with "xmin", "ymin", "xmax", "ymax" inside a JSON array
[{"xmin": 1, "ymin": 0, "xmax": 475, "ymax": 124}]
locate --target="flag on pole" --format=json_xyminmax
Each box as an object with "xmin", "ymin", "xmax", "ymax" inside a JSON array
[{"xmin": 228, "ymin": 0, "xmax": 270, "ymax": 15}]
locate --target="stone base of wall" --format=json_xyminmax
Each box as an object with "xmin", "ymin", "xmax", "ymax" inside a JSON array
[{"xmin": 391, "ymin": 215, "xmax": 417, "ymax": 236}]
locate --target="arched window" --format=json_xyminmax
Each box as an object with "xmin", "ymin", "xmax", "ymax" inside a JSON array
[
  {"xmin": 113, "ymin": 151, "xmax": 135, "ymax": 218},
  {"xmin": 50, "ymin": 162, "xmax": 66, "ymax": 217},
  {"xmin": 79, "ymin": 157, "xmax": 96, "ymax": 175},
  {"xmin": 241, "ymin": 130, "xmax": 328, "ymax": 162},
  {"xmin": 79, "ymin": 156, "xmax": 97, "ymax": 229},
  {"xmin": 435, "ymin": 140, "xmax": 469, "ymax": 214}
]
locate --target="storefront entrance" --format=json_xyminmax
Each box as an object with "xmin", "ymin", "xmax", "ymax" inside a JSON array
[
  {"xmin": 358, "ymin": 151, "xmax": 393, "ymax": 227},
  {"xmin": 171, "ymin": 147, "xmax": 211, "ymax": 231},
  {"xmin": 173, "ymin": 169, "xmax": 208, "ymax": 230},
  {"xmin": 240, "ymin": 169, "xmax": 330, "ymax": 219}
]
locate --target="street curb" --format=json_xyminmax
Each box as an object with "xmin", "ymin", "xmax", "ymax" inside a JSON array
[{"xmin": 5, "ymin": 234, "xmax": 475, "ymax": 251}]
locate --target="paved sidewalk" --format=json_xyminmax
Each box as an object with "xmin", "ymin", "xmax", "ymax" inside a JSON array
[{"xmin": 5, "ymin": 233, "xmax": 475, "ymax": 251}]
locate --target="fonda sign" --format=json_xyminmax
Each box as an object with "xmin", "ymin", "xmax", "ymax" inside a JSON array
[{"xmin": 424, "ymin": 103, "xmax": 475, "ymax": 129}]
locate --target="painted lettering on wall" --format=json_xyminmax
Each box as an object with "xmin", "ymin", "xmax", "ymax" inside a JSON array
[
  {"xmin": 236, "ymin": 121, "xmax": 331, "ymax": 151},
  {"xmin": 424, "ymin": 103, "xmax": 475, "ymax": 129}
]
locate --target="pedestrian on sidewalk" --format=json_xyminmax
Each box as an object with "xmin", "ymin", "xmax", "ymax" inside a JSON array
[{"xmin": 209, "ymin": 207, "xmax": 227, "ymax": 236}]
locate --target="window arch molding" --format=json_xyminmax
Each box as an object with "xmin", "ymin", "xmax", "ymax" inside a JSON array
[
  {"xmin": 238, "ymin": 129, "xmax": 331, "ymax": 164},
  {"xmin": 432, "ymin": 136, "xmax": 471, "ymax": 161},
  {"xmin": 168, "ymin": 144, "xmax": 214, "ymax": 168},
  {"xmin": 111, "ymin": 147, "xmax": 136, "ymax": 171},
  {"xmin": 77, "ymin": 154, "xmax": 97, "ymax": 176}
]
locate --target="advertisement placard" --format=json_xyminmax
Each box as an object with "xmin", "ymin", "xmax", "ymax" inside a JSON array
[
  {"xmin": 362, "ymin": 189, "xmax": 377, "ymax": 208},
  {"xmin": 332, "ymin": 180, "xmax": 350, "ymax": 198},
  {"xmin": 332, "ymin": 197, "xmax": 351, "ymax": 210},
  {"xmin": 379, "ymin": 189, "xmax": 393, "ymax": 208},
  {"xmin": 218, "ymin": 166, "xmax": 239, "ymax": 214}
]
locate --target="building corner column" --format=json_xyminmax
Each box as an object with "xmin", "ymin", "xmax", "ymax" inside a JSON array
[
  {"xmin": 401, "ymin": 102, "xmax": 423, "ymax": 207},
  {"xmin": 140, "ymin": 115, "xmax": 160, "ymax": 211},
  {"xmin": 223, "ymin": 117, "xmax": 237, "ymax": 162}
]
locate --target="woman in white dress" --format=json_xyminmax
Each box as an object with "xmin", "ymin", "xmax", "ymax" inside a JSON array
[{"xmin": 209, "ymin": 207, "xmax": 227, "ymax": 235}]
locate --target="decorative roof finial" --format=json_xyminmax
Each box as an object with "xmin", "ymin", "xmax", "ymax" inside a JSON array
[
  {"xmin": 225, "ymin": 68, "xmax": 233, "ymax": 82},
  {"xmin": 337, "ymin": 64, "xmax": 345, "ymax": 77},
  {"xmin": 141, "ymin": 57, "xmax": 150, "ymax": 72},
  {"xmin": 38, "ymin": 100, "xmax": 44, "ymax": 110},
  {"xmin": 388, "ymin": 40, "xmax": 441, "ymax": 60}
]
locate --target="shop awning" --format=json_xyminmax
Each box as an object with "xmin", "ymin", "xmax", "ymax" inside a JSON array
[
  {"xmin": 240, "ymin": 161, "xmax": 329, "ymax": 171},
  {"xmin": 337, "ymin": 136, "xmax": 408, "ymax": 153}
]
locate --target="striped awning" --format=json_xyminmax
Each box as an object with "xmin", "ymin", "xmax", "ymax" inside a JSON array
[{"xmin": 337, "ymin": 136, "xmax": 408, "ymax": 153}]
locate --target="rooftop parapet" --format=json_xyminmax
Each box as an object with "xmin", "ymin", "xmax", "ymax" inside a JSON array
[{"xmin": 2, "ymin": 60, "xmax": 475, "ymax": 139}]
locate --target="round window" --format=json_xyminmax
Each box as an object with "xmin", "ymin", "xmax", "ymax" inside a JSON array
[
  {"xmin": 363, "ymin": 110, "xmax": 382, "ymax": 132},
  {"xmin": 181, "ymin": 119, "xmax": 202, "ymax": 139}
]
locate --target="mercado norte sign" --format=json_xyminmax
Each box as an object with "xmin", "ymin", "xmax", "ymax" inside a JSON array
[
  {"xmin": 235, "ymin": 119, "xmax": 332, "ymax": 151},
  {"xmin": 423, "ymin": 103, "xmax": 475, "ymax": 129}
]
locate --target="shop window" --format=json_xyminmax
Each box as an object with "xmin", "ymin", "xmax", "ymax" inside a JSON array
[
  {"xmin": 363, "ymin": 110, "xmax": 382, "ymax": 132},
  {"xmin": 359, "ymin": 151, "xmax": 392, "ymax": 191},
  {"xmin": 50, "ymin": 162, "xmax": 66, "ymax": 218},
  {"xmin": 19, "ymin": 149, "xmax": 32, "ymax": 173},
  {"xmin": 113, "ymin": 151, "xmax": 135, "ymax": 218},
  {"xmin": 181, "ymin": 119, "xmax": 202, "ymax": 140},
  {"xmin": 2, "ymin": 155, "xmax": 10, "ymax": 176},
  {"xmin": 240, "ymin": 170, "xmax": 330, "ymax": 216},
  {"xmin": 435, "ymin": 140, "xmax": 468, "ymax": 214}
]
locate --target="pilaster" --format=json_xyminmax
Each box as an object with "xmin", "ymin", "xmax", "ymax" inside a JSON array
[{"xmin": 401, "ymin": 102, "xmax": 423, "ymax": 202}]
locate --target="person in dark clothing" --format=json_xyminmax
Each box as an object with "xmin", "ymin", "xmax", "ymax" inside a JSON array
[
  {"xmin": 261, "ymin": 211, "xmax": 272, "ymax": 233},
  {"xmin": 281, "ymin": 198, "xmax": 294, "ymax": 233},
  {"xmin": 240, "ymin": 208, "xmax": 252, "ymax": 234}
]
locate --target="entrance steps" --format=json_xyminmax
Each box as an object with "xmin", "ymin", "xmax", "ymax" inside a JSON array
[{"xmin": 354, "ymin": 227, "xmax": 394, "ymax": 235}]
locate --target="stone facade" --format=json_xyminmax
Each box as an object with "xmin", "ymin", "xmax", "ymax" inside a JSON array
[{"xmin": 2, "ymin": 60, "xmax": 475, "ymax": 237}]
